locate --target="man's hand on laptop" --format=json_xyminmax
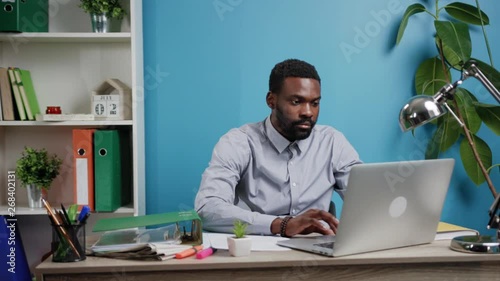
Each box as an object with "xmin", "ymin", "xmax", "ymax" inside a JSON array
[{"xmin": 272, "ymin": 209, "xmax": 339, "ymax": 237}]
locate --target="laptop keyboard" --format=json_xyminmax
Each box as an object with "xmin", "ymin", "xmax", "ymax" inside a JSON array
[{"xmin": 314, "ymin": 242, "xmax": 335, "ymax": 248}]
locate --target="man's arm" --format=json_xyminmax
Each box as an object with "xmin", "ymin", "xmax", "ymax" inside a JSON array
[
  {"xmin": 331, "ymin": 131, "xmax": 363, "ymax": 200},
  {"xmin": 194, "ymin": 129, "xmax": 277, "ymax": 235}
]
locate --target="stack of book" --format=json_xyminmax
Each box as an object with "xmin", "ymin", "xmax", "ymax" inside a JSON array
[{"xmin": 0, "ymin": 67, "xmax": 40, "ymax": 121}]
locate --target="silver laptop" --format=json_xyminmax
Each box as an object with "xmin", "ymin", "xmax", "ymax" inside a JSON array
[{"xmin": 277, "ymin": 158, "xmax": 455, "ymax": 257}]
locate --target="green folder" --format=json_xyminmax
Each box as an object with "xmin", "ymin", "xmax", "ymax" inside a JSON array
[
  {"xmin": 94, "ymin": 130, "xmax": 122, "ymax": 212},
  {"xmin": 0, "ymin": 0, "xmax": 48, "ymax": 32},
  {"xmin": 92, "ymin": 210, "xmax": 203, "ymax": 245}
]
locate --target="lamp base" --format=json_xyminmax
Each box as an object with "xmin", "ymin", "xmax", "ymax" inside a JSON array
[{"xmin": 450, "ymin": 235, "xmax": 500, "ymax": 254}]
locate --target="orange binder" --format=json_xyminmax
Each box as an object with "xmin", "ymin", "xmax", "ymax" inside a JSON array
[{"xmin": 72, "ymin": 129, "xmax": 96, "ymax": 210}]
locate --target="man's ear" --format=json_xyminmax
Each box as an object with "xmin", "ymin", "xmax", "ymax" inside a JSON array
[{"xmin": 266, "ymin": 91, "xmax": 276, "ymax": 109}]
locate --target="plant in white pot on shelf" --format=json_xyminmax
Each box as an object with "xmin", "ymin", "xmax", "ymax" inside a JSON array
[
  {"xmin": 227, "ymin": 220, "xmax": 252, "ymax": 257},
  {"xmin": 16, "ymin": 147, "xmax": 62, "ymax": 209},
  {"xmin": 78, "ymin": 0, "xmax": 126, "ymax": 33}
]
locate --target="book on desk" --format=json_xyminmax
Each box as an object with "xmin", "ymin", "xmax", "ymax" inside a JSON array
[{"xmin": 435, "ymin": 222, "xmax": 479, "ymax": 240}]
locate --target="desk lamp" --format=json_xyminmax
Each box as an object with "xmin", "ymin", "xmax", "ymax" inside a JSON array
[{"xmin": 399, "ymin": 60, "xmax": 500, "ymax": 254}]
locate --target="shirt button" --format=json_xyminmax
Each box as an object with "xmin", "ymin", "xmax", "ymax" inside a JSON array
[
  {"xmin": 292, "ymin": 209, "xmax": 297, "ymax": 214},
  {"xmin": 292, "ymin": 182, "xmax": 296, "ymax": 187},
  {"xmin": 290, "ymin": 161, "xmax": 293, "ymax": 165}
]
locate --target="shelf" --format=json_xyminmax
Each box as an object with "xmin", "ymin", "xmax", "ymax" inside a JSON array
[
  {"xmin": 0, "ymin": 120, "xmax": 133, "ymax": 127},
  {"xmin": 0, "ymin": 32, "xmax": 131, "ymax": 43},
  {"xmin": 0, "ymin": 204, "xmax": 134, "ymax": 216}
]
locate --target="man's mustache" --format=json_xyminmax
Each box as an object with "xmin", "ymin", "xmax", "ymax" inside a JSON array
[{"xmin": 292, "ymin": 119, "xmax": 315, "ymax": 126}]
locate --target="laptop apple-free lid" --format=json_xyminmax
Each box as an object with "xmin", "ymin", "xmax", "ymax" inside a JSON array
[{"xmin": 277, "ymin": 158, "xmax": 455, "ymax": 257}]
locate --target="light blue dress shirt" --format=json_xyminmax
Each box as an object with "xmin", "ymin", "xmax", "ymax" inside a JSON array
[{"xmin": 195, "ymin": 117, "xmax": 362, "ymax": 235}]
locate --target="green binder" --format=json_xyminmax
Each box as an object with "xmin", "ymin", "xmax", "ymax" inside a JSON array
[
  {"xmin": 0, "ymin": 0, "xmax": 48, "ymax": 33},
  {"xmin": 94, "ymin": 130, "xmax": 122, "ymax": 212}
]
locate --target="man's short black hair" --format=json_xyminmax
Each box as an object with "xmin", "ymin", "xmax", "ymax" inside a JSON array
[{"xmin": 269, "ymin": 58, "xmax": 321, "ymax": 93}]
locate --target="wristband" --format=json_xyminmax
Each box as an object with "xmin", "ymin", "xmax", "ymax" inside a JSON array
[{"xmin": 280, "ymin": 216, "xmax": 293, "ymax": 237}]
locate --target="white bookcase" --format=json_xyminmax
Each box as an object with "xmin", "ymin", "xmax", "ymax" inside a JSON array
[{"xmin": 0, "ymin": 0, "xmax": 145, "ymax": 270}]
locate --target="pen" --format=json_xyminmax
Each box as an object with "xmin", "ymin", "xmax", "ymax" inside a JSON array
[
  {"xmin": 196, "ymin": 247, "xmax": 217, "ymax": 259},
  {"xmin": 60, "ymin": 204, "xmax": 72, "ymax": 226},
  {"xmin": 175, "ymin": 245, "xmax": 203, "ymax": 259}
]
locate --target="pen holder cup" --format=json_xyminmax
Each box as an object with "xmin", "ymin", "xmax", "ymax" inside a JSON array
[{"xmin": 51, "ymin": 223, "xmax": 86, "ymax": 262}]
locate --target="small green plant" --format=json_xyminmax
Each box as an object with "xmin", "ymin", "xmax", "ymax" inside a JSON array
[
  {"xmin": 79, "ymin": 0, "xmax": 126, "ymax": 20},
  {"xmin": 232, "ymin": 220, "xmax": 248, "ymax": 238},
  {"xmin": 16, "ymin": 147, "xmax": 62, "ymax": 189}
]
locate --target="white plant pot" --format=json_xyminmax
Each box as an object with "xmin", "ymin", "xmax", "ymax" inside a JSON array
[{"xmin": 227, "ymin": 236, "xmax": 252, "ymax": 257}]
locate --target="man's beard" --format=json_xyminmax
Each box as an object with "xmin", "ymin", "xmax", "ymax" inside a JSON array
[{"xmin": 275, "ymin": 108, "xmax": 316, "ymax": 141}]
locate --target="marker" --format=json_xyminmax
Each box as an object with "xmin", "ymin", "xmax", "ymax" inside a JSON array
[
  {"xmin": 196, "ymin": 247, "xmax": 217, "ymax": 259},
  {"xmin": 175, "ymin": 245, "xmax": 203, "ymax": 259},
  {"xmin": 79, "ymin": 212, "xmax": 91, "ymax": 224},
  {"xmin": 78, "ymin": 205, "xmax": 90, "ymax": 223}
]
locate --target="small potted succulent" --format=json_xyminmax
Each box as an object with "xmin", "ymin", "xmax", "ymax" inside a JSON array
[
  {"xmin": 227, "ymin": 220, "xmax": 252, "ymax": 257},
  {"xmin": 78, "ymin": 0, "xmax": 126, "ymax": 32},
  {"xmin": 16, "ymin": 147, "xmax": 62, "ymax": 208}
]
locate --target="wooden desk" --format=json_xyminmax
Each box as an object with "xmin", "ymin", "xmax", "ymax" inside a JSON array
[{"xmin": 35, "ymin": 240, "xmax": 500, "ymax": 281}]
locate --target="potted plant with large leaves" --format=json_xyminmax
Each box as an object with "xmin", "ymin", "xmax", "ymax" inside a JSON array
[
  {"xmin": 396, "ymin": 1, "xmax": 500, "ymax": 199},
  {"xmin": 79, "ymin": 0, "xmax": 126, "ymax": 33},
  {"xmin": 16, "ymin": 147, "xmax": 62, "ymax": 209},
  {"xmin": 227, "ymin": 220, "xmax": 252, "ymax": 257}
]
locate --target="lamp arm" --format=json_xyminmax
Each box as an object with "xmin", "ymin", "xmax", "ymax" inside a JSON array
[
  {"xmin": 462, "ymin": 61, "xmax": 500, "ymax": 232},
  {"xmin": 462, "ymin": 61, "xmax": 500, "ymax": 104},
  {"xmin": 487, "ymin": 192, "xmax": 500, "ymax": 229}
]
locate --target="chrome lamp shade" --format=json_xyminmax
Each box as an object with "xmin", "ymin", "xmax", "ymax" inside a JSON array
[{"xmin": 399, "ymin": 95, "xmax": 447, "ymax": 132}]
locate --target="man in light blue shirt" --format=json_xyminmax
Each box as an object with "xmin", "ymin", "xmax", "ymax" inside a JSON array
[{"xmin": 195, "ymin": 59, "xmax": 362, "ymax": 237}]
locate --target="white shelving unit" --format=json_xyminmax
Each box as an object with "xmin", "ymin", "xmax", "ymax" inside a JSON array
[{"xmin": 0, "ymin": 0, "xmax": 144, "ymax": 270}]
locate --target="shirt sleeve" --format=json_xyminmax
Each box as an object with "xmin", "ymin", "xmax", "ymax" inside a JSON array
[
  {"xmin": 331, "ymin": 132, "xmax": 363, "ymax": 200},
  {"xmin": 194, "ymin": 129, "xmax": 277, "ymax": 235}
]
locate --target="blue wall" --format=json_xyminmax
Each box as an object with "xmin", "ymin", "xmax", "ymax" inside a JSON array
[{"xmin": 143, "ymin": 0, "xmax": 500, "ymax": 234}]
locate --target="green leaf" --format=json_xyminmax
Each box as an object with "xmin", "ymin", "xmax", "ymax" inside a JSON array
[
  {"xmin": 444, "ymin": 2, "xmax": 489, "ymax": 26},
  {"xmin": 454, "ymin": 88, "xmax": 482, "ymax": 134},
  {"xmin": 435, "ymin": 21, "xmax": 471, "ymax": 66},
  {"xmin": 415, "ymin": 57, "xmax": 450, "ymax": 95},
  {"xmin": 459, "ymin": 134, "xmax": 492, "ymax": 185},
  {"xmin": 425, "ymin": 117, "xmax": 460, "ymax": 158},
  {"xmin": 425, "ymin": 127, "xmax": 441, "ymax": 159},
  {"xmin": 437, "ymin": 37, "xmax": 461, "ymax": 69},
  {"xmin": 439, "ymin": 116, "xmax": 461, "ymax": 152},
  {"xmin": 396, "ymin": 3, "xmax": 426, "ymax": 45},
  {"xmin": 474, "ymin": 102, "xmax": 500, "ymax": 135}
]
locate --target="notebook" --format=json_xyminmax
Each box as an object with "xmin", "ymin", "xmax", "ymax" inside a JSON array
[{"xmin": 277, "ymin": 158, "xmax": 455, "ymax": 257}]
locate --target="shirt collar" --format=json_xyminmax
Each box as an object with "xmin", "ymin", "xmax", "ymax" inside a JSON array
[{"xmin": 265, "ymin": 116, "xmax": 312, "ymax": 155}]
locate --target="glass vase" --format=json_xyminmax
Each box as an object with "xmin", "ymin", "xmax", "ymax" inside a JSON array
[
  {"xmin": 26, "ymin": 184, "xmax": 43, "ymax": 209},
  {"xmin": 90, "ymin": 14, "xmax": 122, "ymax": 33}
]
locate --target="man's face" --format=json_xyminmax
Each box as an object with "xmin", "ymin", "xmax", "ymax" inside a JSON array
[{"xmin": 267, "ymin": 77, "xmax": 321, "ymax": 141}]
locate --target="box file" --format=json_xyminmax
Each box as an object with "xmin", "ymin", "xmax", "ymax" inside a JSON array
[
  {"xmin": 94, "ymin": 130, "xmax": 122, "ymax": 212},
  {"xmin": 73, "ymin": 129, "xmax": 96, "ymax": 211},
  {"xmin": 0, "ymin": 0, "xmax": 48, "ymax": 33}
]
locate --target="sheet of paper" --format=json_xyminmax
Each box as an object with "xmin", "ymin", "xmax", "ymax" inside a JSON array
[{"xmin": 203, "ymin": 233, "xmax": 291, "ymax": 251}]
